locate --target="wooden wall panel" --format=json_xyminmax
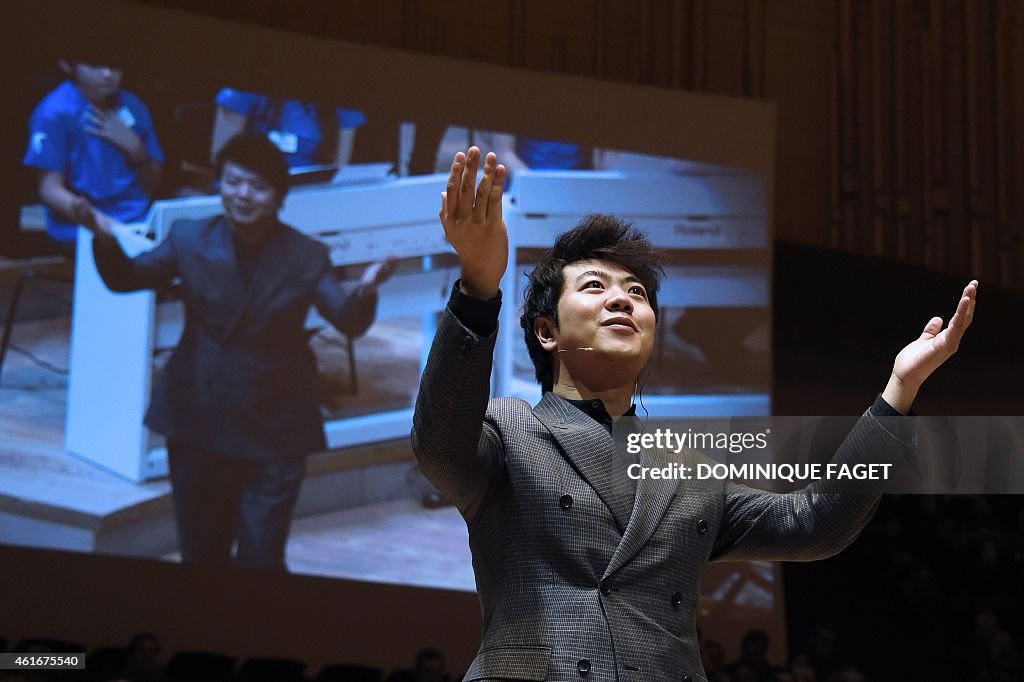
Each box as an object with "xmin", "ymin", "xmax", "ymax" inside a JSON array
[
  {"xmin": 706, "ymin": 2, "xmax": 747, "ymax": 96},
  {"xmin": 644, "ymin": 0, "xmax": 678, "ymax": 86},
  {"xmin": 868, "ymin": 0, "xmax": 892, "ymax": 258},
  {"xmin": 687, "ymin": 0, "xmax": 710, "ymax": 90},
  {"xmin": 519, "ymin": 0, "xmax": 596, "ymax": 75},
  {"xmin": 592, "ymin": 0, "xmax": 639, "ymax": 82},
  {"xmin": 126, "ymin": 0, "xmax": 1024, "ymax": 290},
  {"xmin": 1002, "ymin": 0, "xmax": 1023, "ymax": 289},
  {"xmin": 965, "ymin": 0, "xmax": 995, "ymax": 281},
  {"xmin": 400, "ymin": 1, "xmax": 507, "ymax": 62},
  {"xmin": 763, "ymin": 16, "xmax": 834, "ymax": 246}
]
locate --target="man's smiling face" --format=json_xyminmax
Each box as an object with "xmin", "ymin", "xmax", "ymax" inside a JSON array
[
  {"xmin": 219, "ymin": 161, "xmax": 279, "ymax": 229},
  {"xmin": 548, "ymin": 258, "xmax": 656, "ymax": 376}
]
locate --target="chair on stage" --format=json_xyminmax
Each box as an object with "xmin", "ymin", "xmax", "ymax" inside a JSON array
[
  {"xmin": 0, "ymin": 256, "xmax": 72, "ymax": 386},
  {"xmin": 309, "ymin": 324, "xmax": 360, "ymax": 399}
]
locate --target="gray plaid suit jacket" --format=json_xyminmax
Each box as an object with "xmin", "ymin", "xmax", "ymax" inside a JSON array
[
  {"xmin": 93, "ymin": 215, "xmax": 375, "ymax": 460},
  {"xmin": 412, "ymin": 308, "xmax": 914, "ymax": 682}
]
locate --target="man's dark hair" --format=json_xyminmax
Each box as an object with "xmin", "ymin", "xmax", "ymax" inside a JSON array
[
  {"xmin": 520, "ymin": 214, "xmax": 664, "ymax": 393},
  {"xmin": 215, "ymin": 132, "xmax": 290, "ymax": 200}
]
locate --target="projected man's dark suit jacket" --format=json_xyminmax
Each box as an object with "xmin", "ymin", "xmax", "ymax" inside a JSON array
[
  {"xmin": 412, "ymin": 307, "xmax": 914, "ymax": 682},
  {"xmin": 93, "ymin": 215, "xmax": 374, "ymax": 460}
]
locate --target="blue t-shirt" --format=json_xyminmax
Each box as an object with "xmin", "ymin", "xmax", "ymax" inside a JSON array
[
  {"xmin": 215, "ymin": 88, "xmax": 367, "ymax": 168},
  {"xmin": 22, "ymin": 81, "xmax": 165, "ymax": 242},
  {"xmin": 514, "ymin": 137, "xmax": 585, "ymax": 170}
]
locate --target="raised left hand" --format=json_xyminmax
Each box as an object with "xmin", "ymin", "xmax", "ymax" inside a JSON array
[{"xmin": 882, "ymin": 279, "xmax": 978, "ymax": 413}]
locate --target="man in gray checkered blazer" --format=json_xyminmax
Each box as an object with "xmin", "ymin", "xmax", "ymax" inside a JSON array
[{"xmin": 412, "ymin": 147, "xmax": 978, "ymax": 682}]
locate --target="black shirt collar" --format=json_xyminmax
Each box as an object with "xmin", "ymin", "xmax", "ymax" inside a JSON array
[{"xmin": 561, "ymin": 395, "xmax": 637, "ymax": 434}]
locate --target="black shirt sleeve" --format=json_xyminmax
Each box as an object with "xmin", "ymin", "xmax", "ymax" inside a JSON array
[
  {"xmin": 869, "ymin": 393, "xmax": 916, "ymax": 444},
  {"xmin": 447, "ymin": 280, "xmax": 502, "ymax": 337}
]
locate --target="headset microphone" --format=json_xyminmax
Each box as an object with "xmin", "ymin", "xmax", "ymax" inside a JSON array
[{"xmin": 556, "ymin": 347, "xmax": 595, "ymax": 353}]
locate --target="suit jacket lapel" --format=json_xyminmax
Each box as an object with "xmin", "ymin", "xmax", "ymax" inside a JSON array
[
  {"xmin": 211, "ymin": 220, "xmax": 297, "ymax": 340},
  {"xmin": 603, "ymin": 416, "xmax": 681, "ymax": 579},
  {"xmin": 533, "ymin": 393, "xmax": 634, "ymax": 534},
  {"xmin": 602, "ymin": 421, "xmax": 684, "ymax": 577},
  {"xmin": 202, "ymin": 218, "xmax": 248, "ymax": 341},
  {"xmin": 240, "ymin": 226, "xmax": 297, "ymax": 322}
]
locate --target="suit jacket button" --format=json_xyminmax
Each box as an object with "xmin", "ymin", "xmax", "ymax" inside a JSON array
[
  {"xmin": 671, "ymin": 591, "xmax": 683, "ymax": 606},
  {"xmin": 682, "ymin": 675, "xmax": 691, "ymax": 682},
  {"xmin": 577, "ymin": 659, "xmax": 591, "ymax": 675},
  {"xmin": 600, "ymin": 580, "xmax": 612, "ymax": 596},
  {"xmin": 696, "ymin": 519, "xmax": 708, "ymax": 535},
  {"xmin": 559, "ymin": 494, "xmax": 573, "ymax": 509}
]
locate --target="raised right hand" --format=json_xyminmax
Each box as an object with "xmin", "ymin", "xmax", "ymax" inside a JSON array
[
  {"xmin": 881, "ymin": 279, "xmax": 978, "ymax": 413},
  {"xmin": 439, "ymin": 146, "xmax": 507, "ymax": 299}
]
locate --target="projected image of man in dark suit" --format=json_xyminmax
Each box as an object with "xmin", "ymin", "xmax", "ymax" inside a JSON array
[
  {"xmin": 412, "ymin": 146, "xmax": 978, "ymax": 681},
  {"xmin": 75, "ymin": 133, "xmax": 395, "ymax": 570}
]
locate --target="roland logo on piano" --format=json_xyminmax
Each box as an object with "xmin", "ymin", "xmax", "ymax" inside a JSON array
[{"xmin": 673, "ymin": 219, "xmax": 723, "ymax": 237}]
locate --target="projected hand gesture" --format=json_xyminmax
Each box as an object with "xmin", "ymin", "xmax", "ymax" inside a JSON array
[
  {"xmin": 84, "ymin": 105, "xmax": 147, "ymax": 164},
  {"xmin": 882, "ymin": 279, "xmax": 978, "ymax": 413},
  {"xmin": 439, "ymin": 146, "xmax": 507, "ymax": 299},
  {"xmin": 359, "ymin": 255, "xmax": 398, "ymax": 296}
]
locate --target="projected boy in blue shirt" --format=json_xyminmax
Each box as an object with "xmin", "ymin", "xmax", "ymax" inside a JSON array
[
  {"xmin": 211, "ymin": 88, "xmax": 366, "ymax": 169},
  {"xmin": 23, "ymin": 59, "xmax": 164, "ymax": 244},
  {"xmin": 485, "ymin": 131, "xmax": 587, "ymax": 183},
  {"xmin": 514, "ymin": 137, "xmax": 585, "ymax": 170}
]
